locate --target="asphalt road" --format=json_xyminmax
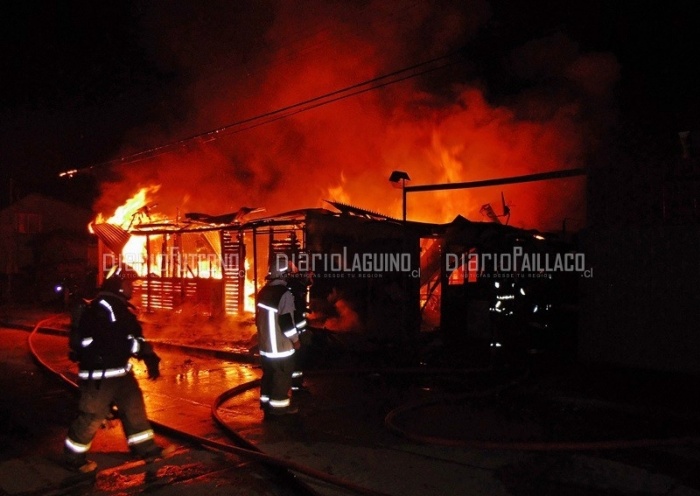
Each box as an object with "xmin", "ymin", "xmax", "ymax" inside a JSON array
[
  {"xmin": 0, "ymin": 327, "xmax": 300, "ymax": 496},
  {"xmin": 0, "ymin": 326, "xmax": 75, "ymax": 461},
  {"xmin": 4, "ymin": 318, "xmax": 700, "ymax": 496}
]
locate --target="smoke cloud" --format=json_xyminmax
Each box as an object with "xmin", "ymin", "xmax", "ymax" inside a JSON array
[{"xmin": 94, "ymin": 0, "xmax": 619, "ymax": 233}]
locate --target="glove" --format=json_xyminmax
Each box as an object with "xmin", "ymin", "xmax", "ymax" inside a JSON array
[{"xmin": 143, "ymin": 353, "xmax": 161, "ymax": 380}]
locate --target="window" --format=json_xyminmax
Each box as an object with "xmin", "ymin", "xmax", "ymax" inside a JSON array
[{"xmin": 16, "ymin": 212, "xmax": 42, "ymax": 234}]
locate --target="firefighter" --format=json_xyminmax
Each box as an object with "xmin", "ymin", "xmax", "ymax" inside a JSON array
[
  {"xmin": 63, "ymin": 267, "xmax": 172, "ymax": 473},
  {"xmin": 256, "ymin": 262, "xmax": 301, "ymax": 418},
  {"xmin": 489, "ymin": 278, "xmax": 529, "ymax": 368}
]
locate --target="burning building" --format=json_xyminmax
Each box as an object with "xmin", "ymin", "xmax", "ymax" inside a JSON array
[
  {"xmin": 76, "ymin": 1, "xmax": 604, "ymax": 363},
  {"xmin": 89, "ymin": 186, "xmax": 581, "ymax": 365}
]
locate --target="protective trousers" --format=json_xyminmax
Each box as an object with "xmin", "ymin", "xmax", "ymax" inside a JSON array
[
  {"xmin": 260, "ymin": 355, "xmax": 295, "ymax": 411},
  {"xmin": 64, "ymin": 373, "xmax": 159, "ymax": 461}
]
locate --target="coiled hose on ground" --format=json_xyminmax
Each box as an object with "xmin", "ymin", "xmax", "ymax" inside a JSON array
[{"xmin": 27, "ymin": 316, "xmax": 700, "ymax": 494}]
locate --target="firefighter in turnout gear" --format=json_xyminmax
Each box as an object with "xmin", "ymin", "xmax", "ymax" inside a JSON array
[
  {"xmin": 256, "ymin": 261, "xmax": 301, "ymax": 418},
  {"xmin": 63, "ymin": 267, "xmax": 171, "ymax": 473}
]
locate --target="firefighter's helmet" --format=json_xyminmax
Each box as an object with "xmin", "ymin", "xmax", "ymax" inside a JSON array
[
  {"xmin": 101, "ymin": 266, "xmax": 123, "ymax": 292},
  {"xmin": 266, "ymin": 255, "xmax": 291, "ymax": 280},
  {"xmin": 101, "ymin": 266, "xmax": 134, "ymax": 298}
]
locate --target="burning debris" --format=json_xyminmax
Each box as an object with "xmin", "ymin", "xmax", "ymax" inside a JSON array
[{"xmin": 88, "ymin": 181, "xmax": 582, "ymax": 369}]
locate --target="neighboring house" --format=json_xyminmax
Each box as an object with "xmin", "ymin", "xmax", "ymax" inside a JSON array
[{"xmin": 0, "ymin": 193, "xmax": 95, "ymax": 303}]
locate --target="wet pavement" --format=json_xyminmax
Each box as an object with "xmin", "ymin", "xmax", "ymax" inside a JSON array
[
  {"xmin": 2, "ymin": 305, "xmax": 700, "ymax": 495},
  {"xmin": 0, "ymin": 326, "xmax": 303, "ymax": 496}
]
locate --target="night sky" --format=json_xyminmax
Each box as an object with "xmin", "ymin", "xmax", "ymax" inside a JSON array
[{"xmin": 1, "ymin": 0, "xmax": 698, "ymax": 216}]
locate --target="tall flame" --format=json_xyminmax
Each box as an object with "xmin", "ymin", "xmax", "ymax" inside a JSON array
[
  {"xmin": 91, "ymin": 184, "xmax": 259, "ymax": 315},
  {"xmin": 92, "ymin": 185, "xmax": 161, "ymax": 229},
  {"xmin": 90, "ymin": 1, "xmax": 612, "ymax": 236}
]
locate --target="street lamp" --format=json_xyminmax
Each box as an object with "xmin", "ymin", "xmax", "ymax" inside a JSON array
[{"xmin": 388, "ymin": 170, "xmax": 411, "ymax": 222}]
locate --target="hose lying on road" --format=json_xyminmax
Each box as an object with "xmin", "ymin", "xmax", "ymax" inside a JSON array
[
  {"xmin": 211, "ymin": 380, "xmax": 396, "ymax": 496},
  {"xmin": 27, "ymin": 315, "xmax": 77, "ymax": 386},
  {"xmin": 28, "ymin": 317, "xmax": 700, "ymax": 490},
  {"xmin": 383, "ymin": 368, "xmax": 700, "ymax": 451},
  {"xmin": 27, "ymin": 317, "xmax": 393, "ymax": 496}
]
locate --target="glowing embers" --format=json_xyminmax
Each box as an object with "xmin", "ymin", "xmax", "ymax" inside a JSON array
[{"xmin": 119, "ymin": 231, "xmax": 226, "ymax": 280}]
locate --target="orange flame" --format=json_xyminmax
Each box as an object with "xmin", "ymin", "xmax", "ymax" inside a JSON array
[
  {"xmin": 92, "ymin": 185, "xmax": 161, "ymax": 229},
  {"xmin": 92, "ymin": 185, "xmax": 259, "ymax": 315}
]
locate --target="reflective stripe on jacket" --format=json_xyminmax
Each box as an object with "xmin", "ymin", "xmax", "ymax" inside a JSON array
[
  {"xmin": 256, "ymin": 280, "xmax": 298, "ymax": 358},
  {"xmin": 78, "ymin": 363, "xmax": 133, "ymax": 380},
  {"xmin": 76, "ymin": 291, "xmax": 144, "ymax": 372}
]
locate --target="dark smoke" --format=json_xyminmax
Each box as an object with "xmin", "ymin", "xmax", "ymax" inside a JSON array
[{"xmin": 95, "ymin": 0, "xmax": 619, "ymax": 233}]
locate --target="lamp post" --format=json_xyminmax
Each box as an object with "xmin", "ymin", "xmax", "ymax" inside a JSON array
[
  {"xmin": 388, "ymin": 170, "xmax": 413, "ymax": 346},
  {"xmin": 388, "ymin": 170, "xmax": 411, "ymax": 222}
]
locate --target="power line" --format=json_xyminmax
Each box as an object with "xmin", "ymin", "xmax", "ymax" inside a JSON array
[{"xmin": 58, "ymin": 49, "xmax": 466, "ymax": 178}]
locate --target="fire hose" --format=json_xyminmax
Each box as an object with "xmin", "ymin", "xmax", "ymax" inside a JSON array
[
  {"xmin": 27, "ymin": 315, "xmax": 700, "ymax": 492},
  {"xmin": 382, "ymin": 369, "xmax": 700, "ymax": 451},
  {"xmin": 27, "ymin": 316, "xmax": 392, "ymax": 496}
]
